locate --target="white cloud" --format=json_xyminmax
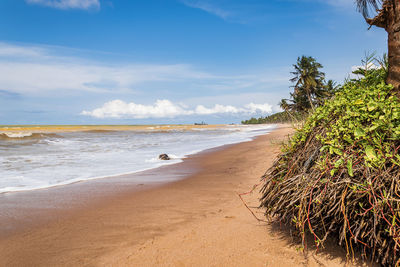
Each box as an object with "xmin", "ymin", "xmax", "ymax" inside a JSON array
[
  {"xmin": 0, "ymin": 43, "xmax": 217, "ymax": 94},
  {"xmin": 351, "ymin": 62, "xmax": 380, "ymax": 72},
  {"xmin": 244, "ymin": 103, "xmax": 273, "ymax": 113},
  {"xmin": 0, "ymin": 43, "xmax": 45, "ymax": 58},
  {"xmin": 349, "ymin": 62, "xmax": 381, "ymax": 79},
  {"xmin": 0, "ymin": 42, "xmax": 290, "ymax": 96},
  {"xmin": 81, "ymin": 99, "xmax": 273, "ymax": 119},
  {"xmin": 184, "ymin": 92, "xmax": 287, "ymax": 110},
  {"xmin": 180, "ymin": 0, "xmax": 231, "ymax": 19},
  {"xmin": 26, "ymin": 0, "xmax": 100, "ymax": 10},
  {"xmin": 81, "ymin": 99, "xmax": 192, "ymax": 118},
  {"xmin": 195, "ymin": 104, "xmax": 240, "ymax": 115}
]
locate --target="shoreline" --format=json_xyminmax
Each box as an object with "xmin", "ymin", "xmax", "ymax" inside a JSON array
[
  {"xmin": 0, "ymin": 123, "xmax": 276, "ymax": 195},
  {"xmin": 0, "ymin": 124, "xmax": 278, "ymax": 238},
  {"xmin": 0, "ymin": 125, "xmax": 362, "ymax": 266}
]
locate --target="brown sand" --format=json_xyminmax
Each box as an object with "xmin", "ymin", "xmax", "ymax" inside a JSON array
[{"xmin": 0, "ymin": 125, "xmax": 371, "ymax": 266}]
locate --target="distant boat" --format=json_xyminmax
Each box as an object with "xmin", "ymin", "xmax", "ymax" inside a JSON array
[{"xmin": 194, "ymin": 121, "xmax": 208, "ymax": 125}]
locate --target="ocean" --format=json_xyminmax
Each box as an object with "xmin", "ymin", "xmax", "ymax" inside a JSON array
[{"xmin": 0, "ymin": 124, "xmax": 275, "ymax": 193}]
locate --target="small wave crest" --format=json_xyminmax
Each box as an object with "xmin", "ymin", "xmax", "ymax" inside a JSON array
[
  {"xmin": 0, "ymin": 132, "xmax": 62, "ymax": 140},
  {"xmin": 85, "ymin": 130, "xmax": 118, "ymax": 133}
]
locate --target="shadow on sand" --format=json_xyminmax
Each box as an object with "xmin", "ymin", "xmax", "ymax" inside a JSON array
[{"xmin": 266, "ymin": 219, "xmax": 379, "ymax": 267}]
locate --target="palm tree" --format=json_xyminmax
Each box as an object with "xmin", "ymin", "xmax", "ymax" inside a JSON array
[
  {"xmin": 279, "ymin": 98, "xmax": 298, "ymax": 122},
  {"xmin": 352, "ymin": 51, "xmax": 377, "ymax": 77},
  {"xmin": 324, "ymin": 80, "xmax": 340, "ymax": 95},
  {"xmin": 376, "ymin": 53, "xmax": 389, "ymax": 77},
  {"xmin": 314, "ymin": 79, "xmax": 340, "ymax": 106},
  {"xmin": 356, "ymin": 0, "xmax": 400, "ymax": 90},
  {"xmin": 290, "ymin": 56, "xmax": 325, "ymax": 111},
  {"xmin": 279, "ymin": 99, "xmax": 288, "ymax": 111}
]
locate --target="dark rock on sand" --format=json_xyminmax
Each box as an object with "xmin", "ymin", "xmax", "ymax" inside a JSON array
[{"xmin": 159, "ymin": 154, "xmax": 171, "ymax": 160}]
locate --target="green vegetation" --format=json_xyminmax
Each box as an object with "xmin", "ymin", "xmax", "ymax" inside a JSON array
[
  {"xmin": 256, "ymin": 0, "xmax": 400, "ymax": 264},
  {"xmin": 242, "ymin": 56, "xmax": 338, "ymax": 125},
  {"xmin": 288, "ymin": 55, "xmax": 333, "ymax": 111},
  {"xmin": 241, "ymin": 111, "xmax": 305, "ymax": 124},
  {"xmin": 260, "ymin": 66, "xmax": 400, "ymax": 265}
]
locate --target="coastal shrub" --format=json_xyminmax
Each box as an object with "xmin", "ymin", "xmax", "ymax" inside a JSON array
[{"xmin": 260, "ymin": 69, "xmax": 400, "ymax": 266}]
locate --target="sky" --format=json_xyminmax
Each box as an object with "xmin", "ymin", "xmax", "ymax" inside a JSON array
[{"xmin": 0, "ymin": 0, "xmax": 387, "ymax": 124}]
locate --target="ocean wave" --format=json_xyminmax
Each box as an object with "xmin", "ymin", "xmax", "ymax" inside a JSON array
[
  {"xmin": 84, "ymin": 130, "xmax": 118, "ymax": 133},
  {"xmin": 0, "ymin": 124, "xmax": 277, "ymax": 194},
  {"xmin": 0, "ymin": 132, "xmax": 62, "ymax": 140}
]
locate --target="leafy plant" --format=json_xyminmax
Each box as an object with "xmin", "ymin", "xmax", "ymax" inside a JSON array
[{"xmin": 260, "ymin": 67, "xmax": 400, "ymax": 266}]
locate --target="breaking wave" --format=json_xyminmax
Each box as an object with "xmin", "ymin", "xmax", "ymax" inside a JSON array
[{"xmin": 0, "ymin": 132, "xmax": 62, "ymax": 140}]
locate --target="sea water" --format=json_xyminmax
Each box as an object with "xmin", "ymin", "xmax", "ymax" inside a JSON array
[{"xmin": 0, "ymin": 124, "xmax": 275, "ymax": 193}]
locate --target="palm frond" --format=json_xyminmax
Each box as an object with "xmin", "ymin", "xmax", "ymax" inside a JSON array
[{"xmin": 355, "ymin": 0, "xmax": 381, "ymax": 18}]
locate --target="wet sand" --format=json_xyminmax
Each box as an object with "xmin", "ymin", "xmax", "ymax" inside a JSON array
[{"xmin": 0, "ymin": 125, "xmax": 370, "ymax": 266}]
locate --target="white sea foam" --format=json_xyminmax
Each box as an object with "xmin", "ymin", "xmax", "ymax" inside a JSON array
[
  {"xmin": 0, "ymin": 124, "xmax": 276, "ymax": 193},
  {"xmin": 3, "ymin": 132, "xmax": 33, "ymax": 138}
]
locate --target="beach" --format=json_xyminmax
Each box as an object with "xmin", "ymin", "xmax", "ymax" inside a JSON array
[{"xmin": 0, "ymin": 125, "xmax": 367, "ymax": 266}]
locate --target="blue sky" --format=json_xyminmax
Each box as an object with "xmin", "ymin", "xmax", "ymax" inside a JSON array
[{"xmin": 0, "ymin": 0, "xmax": 387, "ymax": 124}]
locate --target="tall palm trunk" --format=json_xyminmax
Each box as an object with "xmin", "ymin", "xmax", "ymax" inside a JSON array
[
  {"xmin": 367, "ymin": 0, "xmax": 400, "ymax": 90},
  {"xmin": 386, "ymin": 2, "xmax": 400, "ymax": 89},
  {"xmin": 306, "ymin": 88, "xmax": 315, "ymax": 111}
]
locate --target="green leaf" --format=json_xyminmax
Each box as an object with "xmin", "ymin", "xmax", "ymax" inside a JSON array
[
  {"xmin": 369, "ymin": 124, "xmax": 379, "ymax": 131},
  {"xmin": 333, "ymin": 147, "xmax": 343, "ymax": 156},
  {"xmin": 365, "ymin": 146, "xmax": 377, "ymax": 161},
  {"xmin": 354, "ymin": 127, "xmax": 365, "ymax": 138},
  {"xmin": 347, "ymin": 159, "xmax": 354, "ymax": 177},
  {"xmin": 320, "ymin": 145, "xmax": 329, "ymax": 152},
  {"xmin": 354, "ymin": 99, "xmax": 364, "ymax": 105},
  {"xmin": 367, "ymin": 103, "xmax": 378, "ymax": 111},
  {"xmin": 334, "ymin": 159, "xmax": 344, "ymax": 168}
]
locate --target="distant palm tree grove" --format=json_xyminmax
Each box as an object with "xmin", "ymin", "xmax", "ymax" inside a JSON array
[{"xmin": 242, "ymin": 56, "xmax": 338, "ymax": 124}]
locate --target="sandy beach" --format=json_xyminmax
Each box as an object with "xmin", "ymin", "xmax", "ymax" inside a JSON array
[{"xmin": 0, "ymin": 125, "xmax": 369, "ymax": 266}]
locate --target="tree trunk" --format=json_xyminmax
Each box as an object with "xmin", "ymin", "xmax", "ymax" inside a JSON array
[
  {"xmin": 367, "ymin": 0, "xmax": 400, "ymax": 90},
  {"xmin": 386, "ymin": 1, "xmax": 400, "ymax": 90},
  {"xmin": 306, "ymin": 90, "xmax": 315, "ymax": 111}
]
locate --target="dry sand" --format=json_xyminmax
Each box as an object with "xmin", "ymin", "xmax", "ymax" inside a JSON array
[{"xmin": 0, "ymin": 125, "xmax": 372, "ymax": 266}]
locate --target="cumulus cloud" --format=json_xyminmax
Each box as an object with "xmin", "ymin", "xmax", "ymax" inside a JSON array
[
  {"xmin": 351, "ymin": 63, "xmax": 380, "ymax": 72},
  {"xmin": 81, "ymin": 99, "xmax": 273, "ymax": 119},
  {"xmin": 26, "ymin": 0, "xmax": 100, "ymax": 10},
  {"xmin": 244, "ymin": 103, "xmax": 273, "ymax": 113},
  {"xmin": 195, "ymin": 104, "xmax": 240, "ymax": 115},
  {"xmin": 81, "ymin": 99, "xmax": 192, "ymax": 119},
  {"xmin": 349, "ymin": 63, "xmax": 381, "ymax": 79}
]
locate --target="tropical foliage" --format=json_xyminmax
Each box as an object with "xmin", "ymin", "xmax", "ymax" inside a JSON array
[
  {"xmin": 289, "ymin": 56, "xmax": 326, "ymax": 111},
  {"xmin": 260, "ymin": 66, "xmax": 400, "ymax": 265},
  {"xmin": 242, "ymin": 55, "xmax": 338, "ymax": 125}
]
